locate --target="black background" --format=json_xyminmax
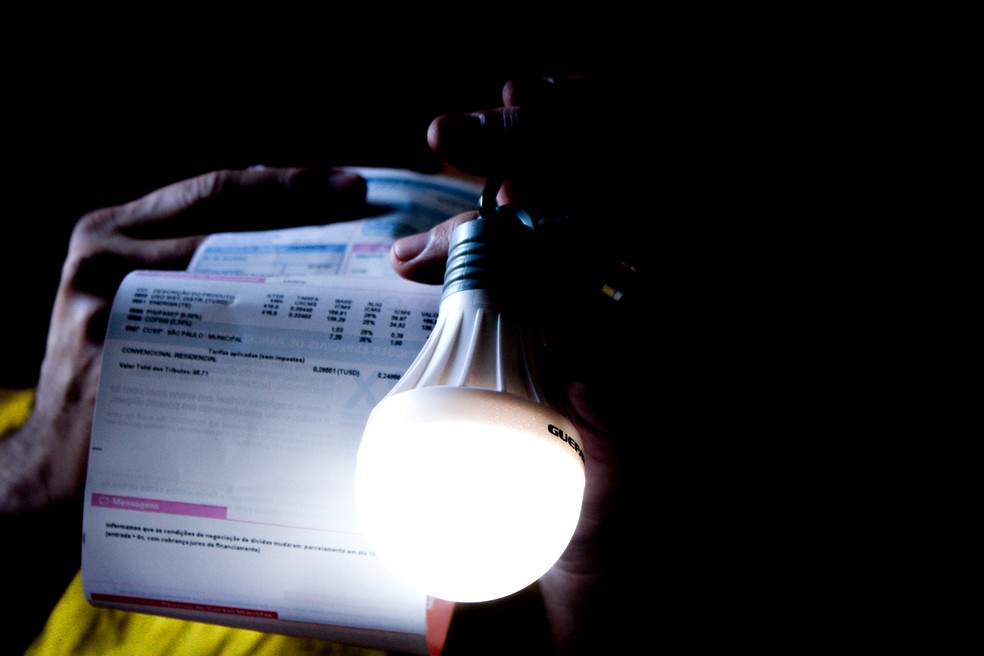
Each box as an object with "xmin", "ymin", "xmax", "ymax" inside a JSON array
[
  {"xmin": 1, "ymin": 41, "xmax": 632, "ymax": 654},
  {"xmin": 2, "ymin": 43, "xmax": 607, "ymax": 387},
  {"xmin": 1, "ymin": 21, "xmax": 857, "ymax": 654}
]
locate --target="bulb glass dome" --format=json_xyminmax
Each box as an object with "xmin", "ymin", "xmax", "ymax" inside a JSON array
[
  {"xmin": 356, "ymin": 386, "xmax": 585, "ymax": 602},
  {"xmin": 354, "ymin": 210, "xmax": 586, "ymax": 603}
]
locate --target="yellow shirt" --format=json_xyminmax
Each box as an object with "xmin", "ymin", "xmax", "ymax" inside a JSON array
[{"xmin": 2, "ymin": 388, "xmax": 384, "ymax": 656}]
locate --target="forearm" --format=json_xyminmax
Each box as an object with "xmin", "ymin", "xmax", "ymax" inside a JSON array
[
  {"xmin": 1, "ymin": 302, "xmax": 101, "ymax": 515},
  {"xmin": 0, "ymin": 402, "xmax": 87, "ymax": 653},
  {"xmin": 0, "ymin": 391, "xmax": 94, "ymax": 515}
]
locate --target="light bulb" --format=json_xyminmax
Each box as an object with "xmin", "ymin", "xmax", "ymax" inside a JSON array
[{"xmin": 355, "ymin": 210, "xmax": 586, "ymax": 603}]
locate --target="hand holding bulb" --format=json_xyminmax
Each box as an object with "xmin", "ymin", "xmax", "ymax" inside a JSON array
[
  {"xmin": 386, "ymin": 72, "xmax": 643, "ymax": 654},
  {"xmin": 356, "ymin": 180, "xmax": 588, "ymax": 604}
]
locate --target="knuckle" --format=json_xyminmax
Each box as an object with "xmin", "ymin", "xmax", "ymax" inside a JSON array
[
  {"xmin": 73, "ymin": 207, "xmax": 115, "ymax": 240},
  {"xmin": 69, "ymin": 208, "xmax": 122, "ymax": 258},
  {"xmin": 191, "ymin": 169, "xmax": 226, "ymax": 200}
]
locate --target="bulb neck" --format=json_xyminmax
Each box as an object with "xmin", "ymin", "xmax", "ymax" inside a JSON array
[
  {"xmin": 383, "ymin": 214, "xmax": 548, "ymax": 403},
  {"xmin": 441, "ymin": 216, "xmax": 534, "ymax": 306},
  {"xmin": 386, "ymin": 288, "xmax": 547, "ymax": 403}
]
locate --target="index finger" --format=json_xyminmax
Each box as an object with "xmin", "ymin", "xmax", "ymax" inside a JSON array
[
  {"xmin": 104, "ymin": 167, "xmax": 367, "ymax": 239},
  {"xmin": 426, "ymin": 74, "xmax": 606, "ymax": 177}
]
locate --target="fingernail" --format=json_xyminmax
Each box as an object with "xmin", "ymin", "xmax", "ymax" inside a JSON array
[{"xmin": 392, "ymin": 232, "xmax": 429, "ymax": 262}]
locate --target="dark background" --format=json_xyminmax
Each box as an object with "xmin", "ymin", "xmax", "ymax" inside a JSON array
[
  {"xmin": 2, "ymin": 48, "xmax": 606, "ymax": 388},
  {"xmin": 2, "ymin": 44, "xmax": 624, "ymax": 654},
  {"xmin": 1, "ymin": 26, "xmax": 849, "ymax": 653}
]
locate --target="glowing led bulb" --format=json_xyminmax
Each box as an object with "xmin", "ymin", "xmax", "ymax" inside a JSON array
[{"xmin": 355, "ymin": 213, "xmax": 586, "ymax": 603}]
